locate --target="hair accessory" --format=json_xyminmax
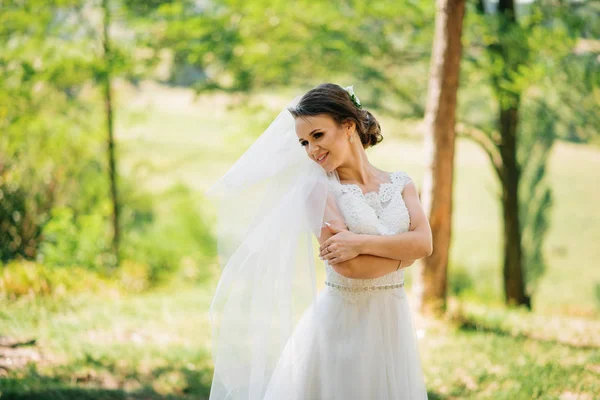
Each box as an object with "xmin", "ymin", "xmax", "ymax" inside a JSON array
[{"xmin": 344, "ymin": 85, "xmax": 362, "ymax": 109}]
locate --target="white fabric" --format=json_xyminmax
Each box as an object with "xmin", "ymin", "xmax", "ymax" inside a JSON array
[
  {"xmin": 263, "ymin": 169, "xmax": 428, "ymax": 399},
  {"xmin": 206, "ymin": 95, "xmax": 334, "ymax": 399},
  {"xmin": 324, "ymin": 170, "xmax": 412, "ymax": 301},
  {"xmin": 330, "ymin": 170, "xmax": 412, "ymax": 236},
  {"xmin": 205, "ymin": 93, "xmax": 427, "ymax": 399}
]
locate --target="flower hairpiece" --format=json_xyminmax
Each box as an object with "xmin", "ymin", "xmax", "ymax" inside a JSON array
[{"xmin": 344, "ymin": 85, "xmax": 362, "ymax": 109}]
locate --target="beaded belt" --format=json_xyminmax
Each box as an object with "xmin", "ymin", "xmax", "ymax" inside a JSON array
[{"xmin": 324, "ymin": 281, "xmax": 404, "ymax": 292}]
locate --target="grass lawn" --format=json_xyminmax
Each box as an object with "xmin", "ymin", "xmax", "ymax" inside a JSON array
[{"xmin": 1, "ymin": 285, "xmax": 598, "ymax": 399}]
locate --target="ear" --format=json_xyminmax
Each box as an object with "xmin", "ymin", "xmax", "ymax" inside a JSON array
[{"xmin": 341, "ymin": 118, "xmax": 354, "ymax": 134}]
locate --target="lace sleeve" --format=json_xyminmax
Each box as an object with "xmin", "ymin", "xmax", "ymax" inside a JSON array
[{"xmin": 394, "ymin": 171, "xmax": 413, "ymax": 193}]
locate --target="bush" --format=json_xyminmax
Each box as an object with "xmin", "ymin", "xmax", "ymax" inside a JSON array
[
  {"xmin": 120, "ymin": 183, "xmax": 217, "ymax": 286},
  {"xmin": 0, "ymin": 260, "xmax": 117, "ymax": 300},
  {"xmin": 37, "ymin": 205, "xmax": 114, "ymax": 271},
  {"xmin": 449, "ymin": 265, "xmax": 475, "ymax": 297}
]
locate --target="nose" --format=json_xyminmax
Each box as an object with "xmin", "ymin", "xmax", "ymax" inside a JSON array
[{"xmin": 309, "ymin": 144, "xmax": 320, "ymax": 158}]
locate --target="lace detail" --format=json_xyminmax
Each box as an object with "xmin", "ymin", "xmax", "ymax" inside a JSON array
[
  {"xmin": 324, "ymin": 280, "xmax": 404, "ymax": 291},
  {"xmin": 324, "ymin": 266, "xmax": 405, "ymax": 303},
  {"xmin": 324, "ymin": 170, "xmax": 413, "ymax": 302},
  {"xmin": 328, "ymin": 170, "xmax": 412, "ymax": 235},
  {"xmin": 380, "ymin": 171, "xmax": 411, "ymax": 202}
]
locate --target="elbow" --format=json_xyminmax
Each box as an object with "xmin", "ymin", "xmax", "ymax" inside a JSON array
[
  {"xmin": 425, "ymin": 243, "xmax": 433, "ymax": 257},
  {"xmin": 329, "ymin": 258, "xmax": 359, "ymax": 279},
  {"xmin": 423, "ymin": 235, "xmax": 433, "ymax": 257}
]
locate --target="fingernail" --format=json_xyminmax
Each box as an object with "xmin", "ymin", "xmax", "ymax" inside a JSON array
[{"xmin": 324, "ymin": 222, "xmax": 331, "ymax": 227}]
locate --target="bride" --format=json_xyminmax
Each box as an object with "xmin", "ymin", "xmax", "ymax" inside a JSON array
[{"xmin": 207, "ymin": 83, "xmax": 432, "ymax": 399}]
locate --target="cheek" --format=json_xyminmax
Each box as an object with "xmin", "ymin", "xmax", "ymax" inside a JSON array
[{"xmin": 331, "ymin": 135, "xmax": 349, "ymax": 155}]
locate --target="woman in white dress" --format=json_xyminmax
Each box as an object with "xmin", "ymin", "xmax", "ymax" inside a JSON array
[{"xmin": 207, "ymin": 83, "xmax": 431, "ymax": 399}]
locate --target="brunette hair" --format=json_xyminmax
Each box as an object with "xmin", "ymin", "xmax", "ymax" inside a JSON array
[{"xmin": 287, "ymin": 83, "xmax": 383, "ymax": 148}]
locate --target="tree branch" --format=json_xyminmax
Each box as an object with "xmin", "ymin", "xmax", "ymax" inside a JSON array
[{"xmin": 456, "ymin": 122, "xmax": 504, "ymax": 182}]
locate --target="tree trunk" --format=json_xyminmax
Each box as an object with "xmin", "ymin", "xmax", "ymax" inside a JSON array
[
  {"xmin": 499, "ymin": 105, "xmax": 530, "ymax": 307},
  {"xmin": 102, "ymin": 0, "xmax": 120, "ymax": 267},
  {"xmin": 413, "ymin": 0, "xmax": 466, "ymax": 316},
  {"xmin": 495, "ymin": 0, "xmax": 529, "ymax": 308}
]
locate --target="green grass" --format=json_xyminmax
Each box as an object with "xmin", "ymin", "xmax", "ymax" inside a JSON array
[
  {"xmin": 1, "ymin": 286, "xmax": 215, "ymax": 399},
  {"xmin": 420, "ymin": 319, "xmax": 600, "ymax": 399},
  {"xmin": 2, "ymin": 286, "xmax": 598, "ymax": 399}
]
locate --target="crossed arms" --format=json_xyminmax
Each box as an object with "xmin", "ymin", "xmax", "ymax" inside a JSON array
[{"xmin": 317, "ymin": 181, "xmax": 433, "ymax": 279}]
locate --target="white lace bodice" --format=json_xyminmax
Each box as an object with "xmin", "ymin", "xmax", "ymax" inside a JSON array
[{"xmin": 323, "ymin": 170, "xmax": 413, "ymax": 301}]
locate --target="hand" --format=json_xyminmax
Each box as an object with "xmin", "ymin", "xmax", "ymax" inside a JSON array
[{"xmin": 319, "ymin": 223, "xmax": 362, "ymax": 265}]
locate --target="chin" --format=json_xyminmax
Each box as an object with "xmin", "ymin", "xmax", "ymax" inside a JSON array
[
  {"xmin": 319, "ymin": 163, "xmax": 336, "ymax": 173},
  {"xmin": 311, "ymin": 154, "xmax": 335, "ymax": 173}
]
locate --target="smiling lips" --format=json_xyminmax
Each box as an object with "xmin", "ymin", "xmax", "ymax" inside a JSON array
[{"xmin": 316, "ymin": 152, "xmax": 329, "ymax": 163}]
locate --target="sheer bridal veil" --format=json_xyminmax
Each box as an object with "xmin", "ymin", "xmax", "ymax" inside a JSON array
[{"xmin": 205, "ymin": 94, "xmax": 341, "ymax": 399}]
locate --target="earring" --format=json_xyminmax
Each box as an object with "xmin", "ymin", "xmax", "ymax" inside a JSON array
[{"xmin": 349, "ymin": 134, "xmax": 355, "ymax": 143}]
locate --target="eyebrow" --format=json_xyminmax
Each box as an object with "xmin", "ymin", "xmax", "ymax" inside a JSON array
[{"xmin": 298, "ymin": 128, "xmax": 322, "ymax": 142}]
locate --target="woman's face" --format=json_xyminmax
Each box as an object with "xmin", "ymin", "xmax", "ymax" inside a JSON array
[{"xmin": 295, "ymin": 114, "xmax": 354, "ymax": 172}]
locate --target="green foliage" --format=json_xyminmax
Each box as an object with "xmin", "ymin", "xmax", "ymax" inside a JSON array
[
  {"xmin": 142, "ymin": 0, "xmax": 434, "ymax": 118},
  {"xmin": 462, "ymin": 1, "xmax": 599, "ymax": 145},
  {"xmin": 549, "ymin": 53, "xmax": 600, "ymax": 145},
  {"xmin": 518, "ymin": 99, "xmax": 556, "ymax": 295},
  {"xmin": 448, "ymin": 265, "xmax": 475, "ymax": 297},
  {"xmin": 0, "ymin": 178, "xmax": 217, "ymax": 299},
  {"xmin": 0, "ymin": 0, "xmax": 108, "ymax": 263},
  {"xmin": 0, "ymin": 0, "xmax": 217, "ymax": 286},
  {"xmin": 458, "ymin": 0, "xmax": 599, "ymax": 306},
  {"xmin": 0, "ymin": 260, "xmax": 116, "ymax": 300},
  {"xmin": 120, "ymin": 183, "xmax": 217, "ymax": 286},
  {"xmin": 38, "ymin": 205, "xmax": 114, "ymax": 270}
]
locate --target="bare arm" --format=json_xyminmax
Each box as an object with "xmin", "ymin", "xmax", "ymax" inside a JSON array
[
  {"xmin": 318, "ymin": 183, "xmax": 422, "ymax": 279},
  {"xmin": 318, "ymin": 220, "xmax": 414, "ymax": 279}
]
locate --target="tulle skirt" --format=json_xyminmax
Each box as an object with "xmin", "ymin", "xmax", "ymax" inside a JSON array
[{"xmin": 264, "ymin": 283, "xmax": 428, "ymax": 399}]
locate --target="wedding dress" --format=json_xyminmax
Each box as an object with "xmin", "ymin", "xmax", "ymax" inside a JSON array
[
  {"xmin": 263, "ymin": 169, "xmax": 428, "ymax": 399},
  {"xmin": 207, "ymin": 93, "xmax": 428, "ymax": 399}
]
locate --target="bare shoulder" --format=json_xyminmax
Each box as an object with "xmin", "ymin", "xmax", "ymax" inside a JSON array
[{"xmin": 401, "ymin": 179, "xmax": 430, "ymax": 234}]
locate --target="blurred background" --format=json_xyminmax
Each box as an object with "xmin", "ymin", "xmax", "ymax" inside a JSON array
[{"xmin": 1, "ymin": 0, "xmax": 599, "ymax": 398}]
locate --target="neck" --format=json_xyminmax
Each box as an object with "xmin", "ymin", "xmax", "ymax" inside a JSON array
[{"xmin": 335, "ymin": 143, "xmax": 380, "ymax": 185}]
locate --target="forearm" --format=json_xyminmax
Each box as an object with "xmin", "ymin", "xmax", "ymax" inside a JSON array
[
  {"xmin": 357, "ymin": 231, "xmax": 432, "ymax": 261},
  {"xmin": 330, "ymin": 254, "xmax": 413, "ymax": 280}
]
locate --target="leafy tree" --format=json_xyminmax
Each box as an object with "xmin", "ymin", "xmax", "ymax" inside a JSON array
[
  {"xmin": 0, "ymin": 0, "xmax": 108, "ymax": 263},
  {"xmin": 137, "ymin": 0, "xmax": 435, "ymax": 118},
  {"xmin": 458, "ymin": 0, "xmax": 598, "ymax": 307}
]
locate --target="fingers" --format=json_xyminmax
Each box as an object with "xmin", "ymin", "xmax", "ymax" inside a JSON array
[
  {"xmin": 319, "ymin": 248, "xmax": 334, "ymax": 261},
  {"xmin": 319, "ymin": 243, "xmax": 335, "ymax": 258},
  {"xmin": 320, "ymin": 249, "xmax": 344, "ymax": 264},
  {"xmin": 321, "ymin": 253, "xmax": 338, "ymax": 263},
  {"xmin": 319, "ymin": 239, "xmax": 332, "ymax": 253},
  {"xmin": 328, "ymin": 255, "xmax": 345, "ymax": 265},
  {"xmin": 319, "ymin": 251, "xmax": 332, "ymax": 261}
]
